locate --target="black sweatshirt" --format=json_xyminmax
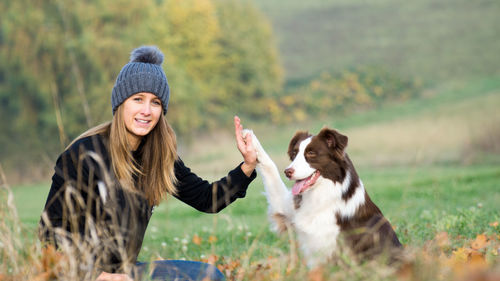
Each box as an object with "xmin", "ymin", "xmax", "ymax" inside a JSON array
[{"xmin": 39, "ymin": 133, "xmax": 256, "ymax": 273}]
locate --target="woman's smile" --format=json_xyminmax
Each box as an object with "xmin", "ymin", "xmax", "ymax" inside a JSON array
[
  {"xmin": 122, "ymin": 92, "xmax": 162, "ymax": 149},
  {"xmin": 135, "ymin": 118, "xmax": 152, "ymax": 125}
]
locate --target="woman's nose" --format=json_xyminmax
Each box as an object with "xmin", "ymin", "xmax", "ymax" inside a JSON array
[{"xmin": 140, "ymin": 103, "xmax": 152, "ymax": 115}]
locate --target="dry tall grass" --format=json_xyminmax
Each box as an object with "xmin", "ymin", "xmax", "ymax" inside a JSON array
[
  {"xmin": 2, "ymin": 162, "xmax": 500, "ymax": 281},
  {"xmin": 0, "ymin": 161, "xmax": 144, "ymax": 280}
]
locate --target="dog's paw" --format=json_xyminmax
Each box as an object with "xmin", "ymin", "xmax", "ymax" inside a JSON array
[
  {"xmin": 242, "ymin": 129, "xmax": 253, "ymax": 139},
  {"xmin": 242, "ymin": 129, "xmax": 273, "ymax": 166},
  {"xmin": 242, "ymin": 129, "xmax": 263, "ymax": 152}
]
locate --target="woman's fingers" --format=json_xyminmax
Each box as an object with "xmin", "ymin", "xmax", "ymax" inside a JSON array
[
  {"xmin": 234, "ymin": 116, "xmax": 246, "ymax": 149},
  {"xmin": 234, "ymin": 116, "xmax": 257, "ymax": 176}
]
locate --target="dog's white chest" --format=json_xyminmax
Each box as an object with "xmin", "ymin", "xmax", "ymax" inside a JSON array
[{"xmin": 292, "ymin": 180, "xmax": 342, "ymax": 267}]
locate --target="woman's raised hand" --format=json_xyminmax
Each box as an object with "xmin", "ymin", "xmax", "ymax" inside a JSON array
[{"xmin": 234, "ymin": 116, "xmax": 257, "ymax": 177}]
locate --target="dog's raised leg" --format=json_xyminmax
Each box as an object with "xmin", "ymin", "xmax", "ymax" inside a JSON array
[{"xmin": 243, "ymin": 130, "xmax": 293, "ymax": 233}]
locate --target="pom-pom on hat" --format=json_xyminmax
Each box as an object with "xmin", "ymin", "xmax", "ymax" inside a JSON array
[{"xmin": 111, "ymin": 46, "xmax": 170, "ymax": 114}]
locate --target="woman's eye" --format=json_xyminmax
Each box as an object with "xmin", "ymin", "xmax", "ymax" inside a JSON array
[
  {"xmin": 134, "ymin": 97, "xmax": 142, "ymax": 102},
  {"xmin": 153, "ymin": 100, "xmax": 161, "ymax": 106}
]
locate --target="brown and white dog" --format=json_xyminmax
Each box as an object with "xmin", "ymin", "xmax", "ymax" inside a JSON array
[{"xmin": 244, "ymin": 128, "xmax": 402, "ymax": 268}]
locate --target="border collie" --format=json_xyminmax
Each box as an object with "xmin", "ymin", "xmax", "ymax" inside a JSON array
[{"xmin": 244, "ymin": 128, "xmax": 402, "ymax": 268}]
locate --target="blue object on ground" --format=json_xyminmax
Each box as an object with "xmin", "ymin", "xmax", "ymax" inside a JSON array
[{"xmin": 135, "ymin": 260, "xmax": 225, "ymax": 281}]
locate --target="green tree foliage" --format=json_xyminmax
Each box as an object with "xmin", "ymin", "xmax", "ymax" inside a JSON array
[{"xmin": 0, "ymin": 0, "xmax": 282, "ymax": 180}]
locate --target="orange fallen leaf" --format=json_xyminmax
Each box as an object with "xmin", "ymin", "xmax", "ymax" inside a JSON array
[
  {"xmin": 208, "ymin": 254, "xmax": 219, "ymax": 264},
  {"xmin": 489, "ymin": 221, "xmax": 499, "ymax": 227},
  {"xmin": 471, "ymin": 234, "xmax": 488, "ymax": 250},
  {"xmin": 228, "ymin": 259, "xmax": 241, "ymax": 270},
  {"xmin": 192, "ymin": 234, "xmax": 202, "ymax": 245},
  {"xmin": 32, "ymin": 272, "xmax": 51, "ymax": 281},
  {"xmin": 468, "ymin": 251, "xmax": 488, "ymax": 270},
  {"xmin": 396, "ymin": 262, "xmax": 415, "ymax": 281},
  {"xmin": 308, "ymin": 267, "xmax": 324, "ymax": 281},
  {"xmin": 208, "ymin": 235, "xmax": 218, "ymax": 243},
  {"xmin": 32, "ymin": 245, "xmax": 68, "ymax": 281}
]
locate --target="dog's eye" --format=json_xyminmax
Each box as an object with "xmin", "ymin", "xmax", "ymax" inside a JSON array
[
  {"xmin": 289, "ymin": 150, "xmax": 298, "ymax": 160},
  {"xmin": 306, "ymin": 150, "xmax": 317, "ymax": 157}
]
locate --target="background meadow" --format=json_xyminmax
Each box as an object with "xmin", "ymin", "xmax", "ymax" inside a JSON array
[{"xmin": 1, "ymin": 0, "xmax": 499, "ymax": 280}]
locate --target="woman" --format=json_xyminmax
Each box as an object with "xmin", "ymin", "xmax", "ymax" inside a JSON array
[{"xmin": 38, "ymin": 46, "xmax": 257, "ymax": 281}]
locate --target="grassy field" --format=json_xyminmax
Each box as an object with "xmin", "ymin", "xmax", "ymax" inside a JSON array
[
  {"xmin": 252, "ymin": 0, "xmax": 500, "ymax": 84},
  {"xmin": 141, "ymin": 77, "xmax": 500, "ymax": 268},
  {"xmin": 5, "ymin": 77, "xmax": 499, "ymax": 279}
]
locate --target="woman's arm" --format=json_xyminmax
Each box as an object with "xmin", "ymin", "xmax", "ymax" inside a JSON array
[
  {"xmin": 172, "ymin": 117, "xmax": 258, "ymax": 213},
  {"xmin": 173, "ymin": 159, "xmax": 256, "ymax": 213}
]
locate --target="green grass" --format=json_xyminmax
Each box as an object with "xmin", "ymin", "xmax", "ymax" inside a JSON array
[
  {"xmin": 10, "ymin": 184, "xmax": 47, "ymax": 231},
  {"xmin": 139, "ymin": 164, "xmax": 499, "ymax": 259},
  {"xmin": 12, "ymin": 164, "xmax": 500, "ymax": 262}
]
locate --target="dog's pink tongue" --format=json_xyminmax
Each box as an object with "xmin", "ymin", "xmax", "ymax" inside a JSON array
[{"xmin": 292, "ymin": 179, "xmax": 307, "ymax": 196}]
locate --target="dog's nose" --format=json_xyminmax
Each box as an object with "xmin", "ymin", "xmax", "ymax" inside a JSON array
[{"xmin": 284, "ymin": 168, "xmax": 294, "ymax": 179}]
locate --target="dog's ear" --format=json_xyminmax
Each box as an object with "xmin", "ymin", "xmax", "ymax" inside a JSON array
[{"xmin": 317, "ymin": 128, "xmax": 348, "ymax": 157}]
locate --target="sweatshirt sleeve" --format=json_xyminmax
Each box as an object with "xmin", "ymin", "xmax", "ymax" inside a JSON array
[{"xmin": 173, "ymin": 158, "xmax": 256, "ymax": 213}]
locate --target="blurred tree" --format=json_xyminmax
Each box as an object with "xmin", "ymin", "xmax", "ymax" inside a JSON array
[
  {"xmin": 149, "ymin": 0, "xmax": 223, "ymax": 132},
  {"xmin": 0, "ymin": 0, "xmax": 156, "ymax": 178},
  {"xmin": 0, "ymin": 0, "xmax": 283, "ymax": 182},
  {"xmin": 214, "ymin": 0, "xmax": 283, "ymax": 122},
  {"xmin": 150, "ymin": 0, "xmax": 284, "ymax": 133}
]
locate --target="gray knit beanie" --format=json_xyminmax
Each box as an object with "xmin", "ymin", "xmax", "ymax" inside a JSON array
[{"xmin": 111, "ymin": 46, "xmax": 170, "ymax": 114}]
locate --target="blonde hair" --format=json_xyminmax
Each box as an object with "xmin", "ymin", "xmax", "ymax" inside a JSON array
[{"xmin": 68, "ymin": 107, "xmax": 178, "ymax": 206}]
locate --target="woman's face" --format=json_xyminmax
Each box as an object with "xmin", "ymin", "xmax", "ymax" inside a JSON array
[{"xmin": 122, "ymin": 92, "xmax": 162, "ymax": 148}]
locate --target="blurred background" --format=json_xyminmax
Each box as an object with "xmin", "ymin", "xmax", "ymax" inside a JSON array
[{"xmin": 1, "ymin": 0, "xmax": 499, "ymax": 185}]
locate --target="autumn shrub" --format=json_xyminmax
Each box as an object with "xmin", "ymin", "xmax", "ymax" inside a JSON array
[{"xmin": 267, "ymin": 66, "xmax": 424, "ymax": 124}]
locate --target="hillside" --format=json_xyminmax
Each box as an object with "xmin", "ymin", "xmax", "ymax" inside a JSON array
[{"xmin": 252, "ymin": 0, "xmax": 500, "ymax": 83}]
